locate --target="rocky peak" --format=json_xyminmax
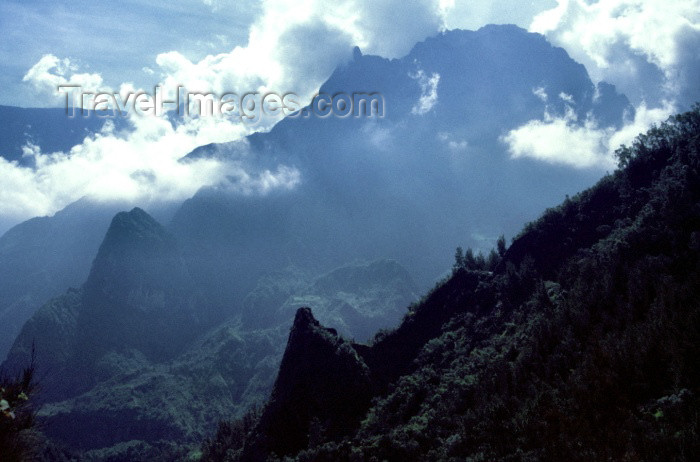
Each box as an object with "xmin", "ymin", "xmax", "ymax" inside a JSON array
[
  {"xmin": 83, "ymin": 207, "xmax": 184, "ymax": 300},
  {"xmin": 243, "ymin": 307, "xmax": 372, "ymax": 458}
]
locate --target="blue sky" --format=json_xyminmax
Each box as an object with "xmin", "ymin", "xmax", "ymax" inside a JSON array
[{"xmin": 0, "ymin": 0, "xmax": 259, "ymax": 106}]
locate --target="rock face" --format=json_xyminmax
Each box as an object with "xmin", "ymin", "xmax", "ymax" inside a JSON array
[
  {"xmin": 3, "ymin": 208, "xmax": 200, "ymax": 400},
  {"xmin": 0, "ymin": 199, "xmax": 117, "ymax": 360},
  {"xmin": 78, "ymin": 207, "xmax": 200, "ymax": 364},
  {"xmin": 244, "ymin": 308, "xmax": 373, "ymax": 459}
]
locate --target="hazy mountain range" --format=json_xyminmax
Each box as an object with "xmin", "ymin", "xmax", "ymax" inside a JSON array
[
  {"xmin": 0, "ymin": 25, "xmax": 656, "ymax": 460},
  {"xmin": 1, "ymin": 25, "xmax": 627, "ymax": 358}
]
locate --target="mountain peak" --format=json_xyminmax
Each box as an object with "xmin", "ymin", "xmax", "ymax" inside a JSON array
[
  {"xmin": 103, "ymin": 207, "xmax": 170, "ymax": 246},
  {"xmin": 79, "ymin": 207, "xmax": 200, "ymax": 363},
  {"xmin": 92, "ymin": 207, "xmax": 174, "ymax": 260},
  {"xmin": 352, "ymin": 45, "xmax": 362, "ymax": 61},
  {"xmin": 288, "ymin": 306, "xmax": 340, "ymax": 343},
  {"xmin": 83, "ymin": 207, "xmax": 180, "ymax": 298},
  {"xmin": 292, "ymin": 306, "xmax": 319, "ymax": 330},
  {"xmin": 244, "ymin": 307, "xmax": 371, "ymax": 458}
]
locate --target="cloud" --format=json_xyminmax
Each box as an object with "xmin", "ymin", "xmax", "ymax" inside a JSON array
[
  {"xmin": 533, "ymin": 87, "xmax": 548, "ymax": 103},
  {"xmin": 2, "ymin": 0, "xmax": 451, "ymax": 226},
  {"xmin": 502, "ymin": 95, "xmax": 675, "ymax": 169},
  {"xmin": 522, "ymin": 1, "xmax": 698, "ymax": 168},
  {"xmin": 0, "ymin": 0, "xmax": 259, "ymax": 107},
  {"xmin": 410, "ymin": 69, "xmax": 440, "ymax": 115},
  {"xmin": 437, "ymin": 132, "xmax": 468, "ymax": 152},
  {"xmin": 503, "ymin": 108, "xmax": 612, "ymax": 169},
  {"xmin": 156, "ymin": 0, "xmax": 444, "ymax": 105},
  {"xmin": 439, "ymin": 0, "xmax": 557, "ymax": 31},
  {"xmin": 224, "ymin": 165, "xmax": 301, "ymax": 195},
  {"xmin": 12, "ymin": 50, "xmax": 301, "ymax": 220},
  {"xmin": 348, "ymin": 0, "xmax": 444, "ymax": 58},
  {"xmin": 13, "ymin": 0, "xmax": 695, "ymax": 226},
  {"xmin": 18, "ymin": 0, "xmax": 447, "ymax": 109},
  {"xmin": 530, "ymin": 0, "xmax": 700, "ymax": 108},
  {"xmin": 0, "ymin": 110, "xmax": 301, "ymax": 222},
  {"xmin": 23, "ymin": 54, "xmax": 105, "ymax": 104}
]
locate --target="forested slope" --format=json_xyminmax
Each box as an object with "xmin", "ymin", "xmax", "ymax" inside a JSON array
[{"xmin": 202, "ymin": 106, "xmax": 700, "ymax": 461}]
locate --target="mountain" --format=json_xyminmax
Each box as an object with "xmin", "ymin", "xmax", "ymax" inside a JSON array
[
  {"xmin": 171, "ymin": 25, "xmax": 630, "ymax": 303},
  {"xmin": 0, "ymin": 25, "xmax": 630, "ymax": 362},
  {"xmin": 1, "ymin": 205, "xmax": 417, "ymax": 458},
  {"xmin": 0, "ymin": 24, "xmax": 649, "ymax": 459},
  {"xmin": 201, "ymin": 106, "xmax": 700, "ymax": 461},
  {"xmin": 78, "ymin": 207, "xmax": 206, "ymax": 363},
  {"xmin": 2, "ymin": 208, "xmax": 206, "ymax": 400},
  {"xmin": 243, "ymin": 308, "xmax": 373, "ymax": 459},
  {"xmin": 0, "ymin": 199, "xmax": 118, "ymax": 360},
  {"xmin": 0, "ymin": 198, "xmax": 183, "ymax": 361}
]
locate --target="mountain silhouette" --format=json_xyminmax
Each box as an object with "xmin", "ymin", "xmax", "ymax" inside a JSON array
[{"xmin": 171, "ymin": 25, "xmax": 630, "ymax": 304}]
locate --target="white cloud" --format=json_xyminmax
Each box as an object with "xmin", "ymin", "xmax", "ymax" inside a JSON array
[
  {"xmin": 0, "ymin": 110, "xmax": 299, "ymax": 223},
  {"xmin": 439, "ymin": 0, "xmax": 557, "ymax": 31},
  {"xmin": 559, "ymin": 92, "xmax": 574, "ymax": 104},
  {"xmin": 11, "ymin": 0, "xmax": 696, "ymax": 226},
  {"xmin": 437, "ymin": 132, "xmax": 468, "ymax": 152},
  {"xmin": 224, "ymin": 165, "xmax": 302, "ymax": 195},
  {"xmin": 14, "ymin": 51, "xmax": 305, "ymax": 223},
  {"xmin": 503, "ymin": 108, "xmax": 612, "ymax": 169},
  {"xmin": 156, "ymin": 0, "xmax": 444, "ymax": 106},
  {"xmin": 23, "ymin": 54, "xmax": 106, "ymax": 105},
  {"xmin": 502, "ymin": 98, "xmax": 675, "ymax": 169},
  {"xmin": 347, "ymin": 0, "xmax": 444, "ymax": 57},
  {"xmin": 22, "ymin": 0, "xmax": 447, "ymax": 111},
  {"xmin": 6, "ymin": 0, "xmax": 448, "ymax": 225},
  {"xmin": 607, "ymin": 101, "xmax": 677, "ymax": 151},
  {"xmin": 530, "ymin": 0, "xmax": 700, "ymax": 107},
  {"xmin": 410, "ymin": 69, "xmax": 440, "ymax": 115},
  {"xmin": 533, "ymin": 87, "xmax": 549, "ymax": 103},
  {"xmin": 521, "ymin": 1, "xmax": 697, "ymax": 169}
]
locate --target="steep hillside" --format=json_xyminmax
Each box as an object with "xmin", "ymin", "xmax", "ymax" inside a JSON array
[
  {"xmin": 0, "ymin": 200, "xmax": 118, "ymax": 360},
  {"xmin": 78, "ymin": 207, "xmax": 206, "ymax": 363},
  {"xmin": 243, "ymin": 308, "xmax": 373, "ymax": 459},
  {"xmin": 202, "ymin": 107, "xmax": 700, "ymax": 461},
  {"xmin": 2, "ymin": 208, "xmax": 206, "ymax": 400}
]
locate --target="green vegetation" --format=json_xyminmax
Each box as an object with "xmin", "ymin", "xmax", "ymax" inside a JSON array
[
  {"xmin": 201, "ymin": 106, "xmax": 700, "ymax": 460},
  {"xmin": 0, "ymin": 353, "xmax": 37, "ymax": 461},
  {"xmin": 2, "ymin": 249, "xmax": 415, "ymax": 460}
]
